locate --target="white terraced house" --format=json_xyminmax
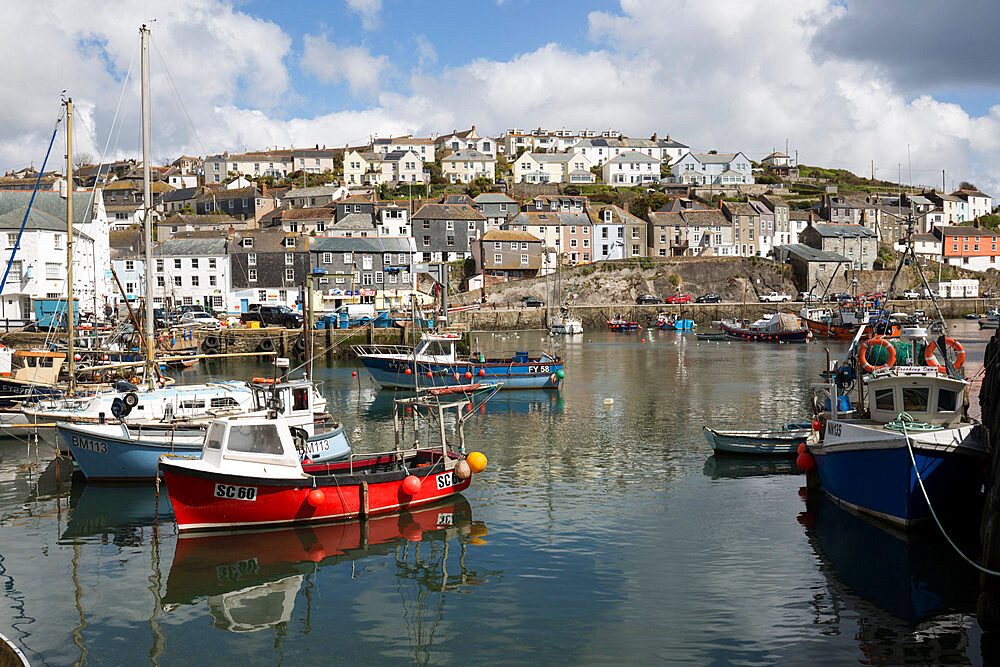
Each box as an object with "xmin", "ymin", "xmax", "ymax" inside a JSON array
[
  {"xmin": 601, "ymin": 151, "xmax": 660, "ymax": 186},
  {"xmin": 441, "ymin": 150, "xmax": 496, "ymax": 184}
]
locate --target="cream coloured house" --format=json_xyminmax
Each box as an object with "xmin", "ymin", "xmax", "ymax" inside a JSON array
[
  {"xmin": 512, "ymin": 152, "xmax": 593, "ymax": 184},
  {"xmin": 441, "ymin": 150, "xmax": 496, "ymax": 184}
]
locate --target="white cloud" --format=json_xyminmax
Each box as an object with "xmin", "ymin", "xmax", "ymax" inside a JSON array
[
  {"xmin": 301, "ymin": 34, "xmax": 390, "ymax": 97},
  {"xmin": 415, "ymin": 34, "xmax": 437, "ymax": 70},
  {"xmin": 344, "ymin": 0, "xmax": 382, "ymax": 31},
  {"xmin": 4, "ymin": 0, "xmax": 1000, "ymax": 197}
]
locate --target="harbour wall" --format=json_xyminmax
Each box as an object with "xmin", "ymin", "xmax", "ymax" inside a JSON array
[{"xmin": 450, "ymin": 298, "xmax": 994, "ymax": 331}]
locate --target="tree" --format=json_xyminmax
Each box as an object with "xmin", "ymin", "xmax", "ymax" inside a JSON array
[
  {"xmin": 629, "ymin": 192, "xmax": 671, "ymax": 217},
  {"xmin": 73, "ymin": 152, "xmax": 94, "ymax": 169},
  {"xmin": 959, "ymin": 181, "xmax": 978, "ymax": 191},
  {"xmin": 465, "ymin": 177, "xmax": 494, "ymax": 198}
]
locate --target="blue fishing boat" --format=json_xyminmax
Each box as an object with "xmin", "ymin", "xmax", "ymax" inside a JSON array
[
  {"xmin": 353, "ymin": 333, "xmax": 564, "ymax": 390},
  {"xmin": 657, "ymin": 313, "xmax": 696, "ymax": 330},
  {"xmin": 58, "ymin": 378, "xmax": 350, "ymax": 480},
  {"xmin": 807, "ymin": 328, "xmax": 985, "ymax": 527}
]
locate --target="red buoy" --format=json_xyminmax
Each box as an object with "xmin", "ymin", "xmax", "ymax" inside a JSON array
[
  {"xmin": 405, "ymin": 368, "xmax": 412, "ymax": 375},
  {"xmin": 478, "ymin": 368, "xmax": 486, "ymax": 376},
  {"xmin": 426, "ymin": 371, "xmax": 433, "ymax": 378},
  {"xmin": 307, "ymin": 488, "xmax": 325, "ymax": 506},
  {"xmin": 302, "ymin": 457, "xmax": 313, "ymax": 465},
  {"xmin": 641, "ymin": 338, "xmax": 646, "ymax": 343},
  {"xmin": 812, "ymin": 420, "xmax": 822, "ymax": 431},
  {"xmin": 401, "ymin": 475, "xmax": 421, "ymax": 496},
  {"xmin": 796, "ymin": 452, "xmax": 815, "ymax": 472},
  {"xmin": 352, "ymin": 371, "xmax": 357, "ymax": 376},
  {"xmin": 797, "ymin": 443, "xmax": 807, "ymax": 455},
  {"xmin": 465, "ymin": 371, "xmax": 473, "ymax": 379}
]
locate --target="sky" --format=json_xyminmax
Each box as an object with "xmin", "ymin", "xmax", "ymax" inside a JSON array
[{"xmin": 4, "ymin": 0, "xmax": 1000, "ymax": 194}]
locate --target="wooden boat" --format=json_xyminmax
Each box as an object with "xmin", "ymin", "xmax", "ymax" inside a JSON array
[
  {"xmin": 607, "ymin": 317, "xmax": 639, "ymax": 332},
  {"xmin": 808, "ymin": 327, "xmax": 985, "ymax": 527},
  {"xmin": 703, "ymin": 423, "xmax": 817, "ymax": 455},
  {"xmin": 0, "ymin": 632, "xmax": 29, "ymax": 667},
  {"xmin": 354, "ymin": 332, "xmax": 563, "ymax": 390},
  {"xmin": 160, "ymin": 389, "xmax": 491, "ymax": 532},
  {"xmin": 58, "ymin": 377, "xmax": 343, "ymax": 480},
  {"xmin": 719, "ymin": 313, "xmax": 810, "ymax": 342},
  {"xmin": 801, "ymin": 305, "xmax": 900, "ymax": 340}
]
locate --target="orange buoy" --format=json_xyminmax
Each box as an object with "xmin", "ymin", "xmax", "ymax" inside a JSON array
[
  {"xmin": 858, "ymin": 337, "xmax": 895, "ymax": 373},
  {"xmin": 307, "ymin": 488, "xmax": 325, "ymax": 506},
  {"xmin": 466, "ymin": 451, "xmax": 488, "ymax": 473},
  {"xmin": 923, "ymin": 336, "xmax": 965, "ymax": 373},
  {"xmin": 401, "ymin": 475, "xmax": 421, "ymax": 495},
  {"xmin": 797, "ymin": 443, "xmax": 807, "ymax": 455}
]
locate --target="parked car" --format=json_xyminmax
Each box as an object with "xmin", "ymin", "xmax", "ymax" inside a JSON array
[
  {"xmin": 900, "ymin": 290, "xmax": 920, "ymax": 300},
  {"xmin": 664, "ymin": 294, "xmax": 692, "ymax": 304},
  {"xmin": 240, "ymin": 304, "xmax": 303, "ymax": 328},
  {"xmin": 636, "ymin": 294, "xmax": 663, "ymax": 305},
  {"xmin": 521, "ymin": 297, "xmax": 544, "ymax": 308},
  {"xmin": 831, "ymin": 292, "xmax": 853, "ymax": 302},
  {"xmin": 758, "ymin": 292, "xmax": 792, "ymax": 303},
  {"xmin": 179, "ymin": 311, "xmax": 221, "ymax": 330},
  {"xmin": 798, "ymin": 291, "xmax": 821, "ymax": 303},
  {"xmin": 695, "ymin": 293, "xmax": 722, "ymax": 303}
]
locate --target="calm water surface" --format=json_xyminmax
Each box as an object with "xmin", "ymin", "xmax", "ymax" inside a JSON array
[{"xmin": 0, "ymin": 321, "xmax": 994, "ymax": 664}]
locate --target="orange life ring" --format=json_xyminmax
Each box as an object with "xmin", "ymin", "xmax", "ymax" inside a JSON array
[
  {"xmin": 858, "ymin": 337, "xmax": 896, "ymax": 373},
  {"xmin": 251, "ymin": 377, "xmax": 277, "ymax": 384},
  {"xmin": 923, "ymin": 337, "xmax": 965, "ymax": 373},
  {"xmin": 130, "ymin": 376, "xmax": 140, "ymax": 384}
]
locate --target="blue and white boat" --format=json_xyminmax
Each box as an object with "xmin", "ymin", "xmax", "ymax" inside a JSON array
[
  {"xmin": 808, "ymin": 327, "xmax": 985, "ymax": 527},
  {"xmin": 354, "ymin": 333, "xmax": 564, "ymax": 390},
  {"xmin": 58, "ymin": 377, "xmax": 350, "ymax": 480},
  {"xmin": 703, "ymin": 423, "xmax": 816, "ymax": 455},
  {"xmin": 657, "ymin": 314, "xmax": 696, "ymax": 331}
]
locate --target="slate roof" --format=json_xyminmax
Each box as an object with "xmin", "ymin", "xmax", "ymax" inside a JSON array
[
  {"xmin": 442, "ymin": 150, "xmax": 495, "ymax": 162},
  {"xmin": 0, "ymin": 190, "xmax": 98, "ymax": 224},
  {"xmin": 510, "ymin": 211, "xmax": 591, "ymax": 227},
  {"xmin": 412, "ymin": 204, "xmax": 485, "ymax": 221},
  {"xmin": 332, "ymin": 213, "xmax": 376, "ymax": 230},
  {"xmin": 807, "ymin": 223, "xmax": 877, "ymax": 238},
  {"xmin": 656, "ymin": 198, "xmax": 711, "ymax": 213},
  {"xmin": 152, "ymin": 238, "xmax": 229, "ymax": 257},
  {"xmin": 282, "ymin": 185, "xmax": 344, "ymax": 198},
  {"xmin": 158, "ymin": 213, "xmax": 238, "ymax": 227},
  {"xmin": 283, "ymin": 207, "xmax": 335, "ymax": 220},
  {"xmin": 228, "ymin": 229, "xmax": 299, "ymax": 253},
  {"xmin": 473, "ymin": 193, "xmax": 516, "ymax": 204},
  {"xmin": 605, "ymin": 151, "xmax": 659, "ymax": 164},
  {"xmin": 443, "ymin": 195, "xmax": 475, "ymax": 206},
  {"xmin": 308, "ymin": 237, "xmax": 414, "ymax": 253},
  {"xmin": 938, "ymin": 225, "xmax": 996, "ymax": 238},
  {"xmin": 779, "ymin": 243, "xmax": 850, "ymax": 263},
  {"xmin": 0, "ymin": 207, "xmax": 93, "ymax": 239},
  {"xmin": 692, "ymin": 153, "xmax": 739, "ymax": 164},
  {"xmin": 160, "ymin": 187, "xmax": 203, "ymax": 203},
  {"xmin": 196, "ymin": 186, "xmax": 261, "ymax": 202}
]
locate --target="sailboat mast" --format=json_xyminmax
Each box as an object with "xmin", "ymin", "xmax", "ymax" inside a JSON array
[
  {"xmin": 65, "ymin": 98, "xmax": 75, "ymax": 394},
  {"xmin": 140, "ymin": 25, "xmax": 155, "ymax": 390}
]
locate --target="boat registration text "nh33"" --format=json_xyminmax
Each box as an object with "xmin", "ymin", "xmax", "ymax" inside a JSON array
[{"xmin": 213, "ymin": 483, "xmax": 257, "ymax": 501}]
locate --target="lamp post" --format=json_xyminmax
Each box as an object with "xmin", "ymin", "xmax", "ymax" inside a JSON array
[{"xmin": 303, "ymin": 267, "xmax": 326, "ymax": 380}]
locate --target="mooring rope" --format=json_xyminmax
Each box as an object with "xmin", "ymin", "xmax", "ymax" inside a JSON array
[{"xmin": 900, "ymin": 414, "xmax": 1000, "ymax": 576}]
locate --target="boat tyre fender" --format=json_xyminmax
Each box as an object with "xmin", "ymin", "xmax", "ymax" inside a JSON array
[
  {"xmin": 201, "ymin": 334, "xmax": 220, "ymax": 353},
  {"xmin": 923, "ymin": 337, "xmax": 965, "ymax": 373},
  {"xmin": 293, "ymin": 336, "xmax": 306, "ymax": 354},
  {"xmin": 123, "ymin": 392, "xmax": 139, "ymax": 409},
  {"xmin": 256, "ymin": 337, "xmax": 276, "ymax": 353},
  {"xmin": 858, "ymin": 336, "xmax": 895, "ymax": 373}
]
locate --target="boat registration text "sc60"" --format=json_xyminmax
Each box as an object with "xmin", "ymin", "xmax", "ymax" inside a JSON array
[
  {"xmin": 214, "ymin": 483, "xmax": 257, "ymax": 501},
  {"xmin": 436, "ymin": 472, "xmax": 454, "ymax": 490}
]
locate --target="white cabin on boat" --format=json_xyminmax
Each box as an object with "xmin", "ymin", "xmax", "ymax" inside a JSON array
[
  {"xmin": 865, "ymin": 367, "xmax": 966, "ymax": 426},
  {"xmin": 193, "ymin": 415, "xmax": 308, "ymax": 480}
]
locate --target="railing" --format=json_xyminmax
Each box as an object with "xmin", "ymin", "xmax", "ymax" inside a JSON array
[{"xmin": 351, "ymin": 344, "xmax": 413, "ymax": 357}]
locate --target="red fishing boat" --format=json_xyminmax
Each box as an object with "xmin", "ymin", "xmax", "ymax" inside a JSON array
[
  {"xmin": 800, "ymin": 304, "xmax": 900, "ymax": 340},
  {"xmin": 160, "ymin": 387, "xmax": 495, "ymax": 532}
]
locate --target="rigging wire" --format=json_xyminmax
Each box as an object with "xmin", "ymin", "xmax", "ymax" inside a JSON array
[{"xmin": 149, "ymin": 35, "xmax": 208, "ymax": 159}]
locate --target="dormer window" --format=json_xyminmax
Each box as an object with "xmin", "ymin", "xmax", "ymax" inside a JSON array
[
  {"xmin": 284, "ymin": 237, "xmax": 296, "ymax": 248},
  {"xmin": 242, "ymin": 237, "xmax": 253, "ymax": 247}
]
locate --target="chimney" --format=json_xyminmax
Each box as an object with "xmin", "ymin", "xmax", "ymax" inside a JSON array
[
  {"xmin": 471, "ymin": 125, "xmax": 476, "ymax": 132},
  {"xmin": 808, "ymin": 212, "xmax": 814, "ymax": 225}
]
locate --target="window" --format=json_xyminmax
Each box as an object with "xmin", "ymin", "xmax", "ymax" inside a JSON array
[
  {"xmin": 249, "ymin": 269, "xmax": 257, "ymax": 281},
  {"xmin": 156, "ymin": 276, "xmax": 165, "ymax": 287},
  {"xmin": 285, "ymin": 253, "xmax": 294, "ymax": 265},
  {"xmin": 494, "ymin": 242, "xmax": 502, "ymax": 250},
  {"xmin": 384, "ymin": 253, "xmax": 392, "ymax": 265},
  {"xmin": 423, "ymin": 220, "xmax": 430, "ymax": 229},
  {"xmin": 494, "ymin": 253, "xmax": 503, "ymax": 263},
  {"xmin": 284, "ymin": 237, "xmax": 296, "ymax": 248},
  {"xmin": 583, "ymin": 239, "xmax": 589, "ymax": 248},
  {"xmin": 520, "ymin": 254, "xmax": 529, "ymax": 265},
  {"xmin": 209, "ymin": 275, "xmax": 216, "ymax": 286},
  {"xmin": 248, "ymin": 253, "xmax": 257, "ymax": 266},
  {"xmin": 242, "ymin": 237, "xmax": 253, "ymax": 247},
  {"xmin": 389, "ymin": 272, "xmax": 397, "ymax": 284},
  {"xmin": 362, "ymin": 273, "xmax": 373, "ymax": 286},
  {"xmin": 317, "ymin": 221, "xmax": 325, "ymax": 232},
  {"xmin": 398, "ymin": 253, "xmax": 406, "ymax": 264},
  {"xmin": 902, "ymin": 387, "xmax": 929, "ymax": 412},
  {"xmin": 446, "ymin": 221, "xmax": 454, "ymax": 231},
  {"xmin": 125, "ymin": 260, "xmax": 135, "ymax": 272},
  {"xmin": 570, "ymin": 239, "xmax": 577, "ymax": 248},
  {"xmin": 6, "ymin": 233, "xmax": 16, "ymax": 247},
  {"xmin": 156, "ymin": 259, "xmax": 163, "ymax": 273},
  {"xmin": 227, "ymin": 424, "xmax": 283, "ymax": 455},
  {"xmin": 173, "ymin": 276, "xmax": 182, "ymax": 286},
  {"xmin": 362, "ymin": 255, "xmax": 373, "ymax": 270},
  {"xmin": 191, "ymin": 275, "xmax": 199, "ymax": 287},
  {"xmin": 510, "ymin": 242, "xmax": 518, "ymax": 250},
  {"xmin": 423, "ymin": 236, "xmax": 430, "ymax": 246},
  {"xmin": 447, "ymin": 236, "xmax": 455, "ymax": 247},
  {"xmin": 209, "ymin": 258, "xmax": 217, "ymax": 269},
  {"xmin": 174, "ymin": 259, "xmax": 182, "ymax": 270},
  {"xmin": 285, "ymin": 268, "xmax": 294, "ymax": 281},
  {"xmin": 375, "ymin": 272, "xmax": 383, "ymax": 283},
  {"xmin": 938, "ymin": 389, "xmax": 958, "ymax": 412},
  {"xmin": 258, "ymin": 290, "xmax": 267, "ymax": 300}
]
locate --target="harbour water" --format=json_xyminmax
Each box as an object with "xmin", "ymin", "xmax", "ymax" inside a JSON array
[{"xmin": 0, "ymin": 321, "xmax": 994, "ymax": 664}]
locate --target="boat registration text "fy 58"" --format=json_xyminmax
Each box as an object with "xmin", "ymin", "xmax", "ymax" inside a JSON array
[{"xmin": 214, "ymin": 483, "xmax": 257, "ymax": 501}]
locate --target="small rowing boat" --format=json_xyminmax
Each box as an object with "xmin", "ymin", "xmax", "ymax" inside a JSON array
[{"xmin": 702, "ymin": 423, "xmax": 817, "ymax": 455}]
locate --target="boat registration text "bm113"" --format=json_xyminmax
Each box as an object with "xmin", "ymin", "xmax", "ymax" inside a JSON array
[
  {"xmin": 214, "ymin": 483, "xmax": 257, "ymax": 501},
  {"xmin": 71, "ymin": 436, "xmax": 107, "ymax": 453}
]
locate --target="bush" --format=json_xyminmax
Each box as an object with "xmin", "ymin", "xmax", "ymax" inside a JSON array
[{"xmin": 667, "ymin": 273, "xmax": 681, "ymax": 287}]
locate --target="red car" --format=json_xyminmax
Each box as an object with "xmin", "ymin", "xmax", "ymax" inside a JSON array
[{"xmin": 664, "ymin": 294, "xmax": 691, "ymax": 304}]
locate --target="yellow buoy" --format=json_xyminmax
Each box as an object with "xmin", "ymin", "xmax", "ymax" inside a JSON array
[{"xmin": 466, "ymin": 451, "xmax": 488, "ymax": 473}]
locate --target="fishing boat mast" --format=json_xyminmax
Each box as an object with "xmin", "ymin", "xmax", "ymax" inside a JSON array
[
  {"xmin": 140, "ymin": 25, "xmax": 155, "ymax": 390},
  {"xmin": 65, "ymin": 97, "xmax": 76, "ymax": 395}
]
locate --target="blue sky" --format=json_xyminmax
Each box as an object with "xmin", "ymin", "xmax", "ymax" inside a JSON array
[{"xmin": 4, "ymin": 0, "xmax": 1000, "ymax": 193}]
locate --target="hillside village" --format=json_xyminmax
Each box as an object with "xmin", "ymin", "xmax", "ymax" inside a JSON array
[{"xmin": 0, "ymin": 125, "xmax": 995, "ymax": 317}]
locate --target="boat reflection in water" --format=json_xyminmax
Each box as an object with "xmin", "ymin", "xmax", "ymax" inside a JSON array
[
  {"xmin": 61, "ymin": 480, "xmax": 172, "ymax": 542},
  {"xmin": 702, "ymin": 454, "xmax": 802, "ymax": 479},
  {"xmin": 366, "ymin": 389, "xmax": 563, "ymax": 421},
  {"xmin": 163, "ymin": 497, "xmax": 486, "ymax": 633},
  {"xmin": 803, "ymin": 491, "xmax": 980, "ymax": 663}
]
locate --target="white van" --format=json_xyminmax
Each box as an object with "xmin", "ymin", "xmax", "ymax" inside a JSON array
[{"xmin": 333, "ymin": 304, "xmax": 376, "ymax": 320}]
